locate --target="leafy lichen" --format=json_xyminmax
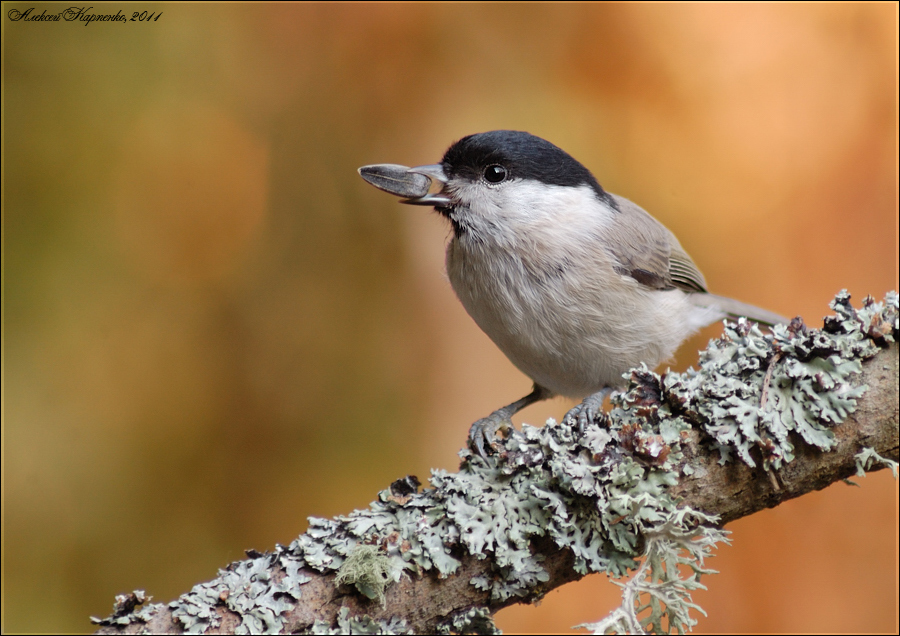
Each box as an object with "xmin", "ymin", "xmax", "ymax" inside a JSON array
[
  {"xmin": 436, "ymin": 606, "xmax": 501, "ymax": 635},
  {"xmin": 666, "ymin": 290, "xmax": 897, "ymax": 472},
  {"xmin": 308, "ymin": 607, "xmax": 411, "ymax": 635},
  {"xmin": 90, "ymin": 590, "xmax": 166, "ymax": 632},
  {"xmin": 168, "ymin": 550, "xmax": 309, "ymax": 635},
  {"xmin": 855, "ymin": 447, "xmax": 899, "ymax": 478}
]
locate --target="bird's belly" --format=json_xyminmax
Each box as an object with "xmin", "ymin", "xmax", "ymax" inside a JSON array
[{"xmin": 447, "ymin": 246, "xmax": 697, "ymax": 398}]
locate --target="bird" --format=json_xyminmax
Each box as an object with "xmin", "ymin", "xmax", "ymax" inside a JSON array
[{"xmin": 359, "ymin": 130, "xmax": 787, "ymax": 458}]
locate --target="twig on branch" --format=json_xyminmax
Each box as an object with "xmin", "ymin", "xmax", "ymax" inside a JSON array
[{"xmin": 93, "ymin": 292, "xmax": 899, "ymax": 635}]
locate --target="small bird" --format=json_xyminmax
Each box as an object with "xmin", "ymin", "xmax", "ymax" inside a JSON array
[{"xmin": 359, "ymin": 130, "xmax": 786, "ymax": 457}]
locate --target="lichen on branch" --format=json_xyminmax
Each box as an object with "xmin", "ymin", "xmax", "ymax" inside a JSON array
[{"xmin": 93, "ymin": 291, "xmax": 899, "ymax": 635}]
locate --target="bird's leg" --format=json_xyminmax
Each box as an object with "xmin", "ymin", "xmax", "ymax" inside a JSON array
[
  {"xmin": 563, "ymin": 387, "xmax": 614, "ymax": 433},
  {"xmin": 469, "ymin": 384, "xmax": 553, "ymax": 459}
]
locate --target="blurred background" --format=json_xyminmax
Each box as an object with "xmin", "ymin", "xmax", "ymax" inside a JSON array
[{"xmin": 3, "ymin": 3, "xmax": 897, "ymax": 633}]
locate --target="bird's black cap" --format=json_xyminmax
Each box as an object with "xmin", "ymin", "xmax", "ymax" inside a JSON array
[{"xmin": 441, "ymin": 130, "xmax": 616, "ymax": 209}]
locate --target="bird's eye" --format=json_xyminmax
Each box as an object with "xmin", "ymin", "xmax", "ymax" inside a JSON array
[{"xmin": 483, "ymin": 165, "xmax": 507, "ymax": 184}]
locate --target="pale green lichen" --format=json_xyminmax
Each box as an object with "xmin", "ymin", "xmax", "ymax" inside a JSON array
[
  {"xmin": 663, "ymin": 290, "xmax": 896, "ymax": 471},
  {"xmin": 90, "ymin": 590, "xmax": 166, "ymax": 632},
  {"xmin": 855, "ymin": 447, "xmax": 899, "ymax": 478},
  {"xmin": 94, "ymin": 291, "xmax": 897, "ymax": 635},
  {"xmin": 169, "ymin": 550, "xmax": 309, "ymax": 635},
  {"xmin": 308, "ymin": 607, "xmax": 411, "ymax": 635},
  {"xmin": 577, "ymin": 522, "xmax": 725, "ymax": 635},
  {"xmin": 335, "ymin": 544, "xmax": 394, "ymax": 605},
  {"xmin": 435, "ymin": 606, "xmax": 501, "ymax": 635}
]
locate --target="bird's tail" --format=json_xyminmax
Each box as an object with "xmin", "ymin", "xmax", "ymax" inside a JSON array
[{"xmin": 688, "ymin": 293, "xmax": 789, "ymax": 327}]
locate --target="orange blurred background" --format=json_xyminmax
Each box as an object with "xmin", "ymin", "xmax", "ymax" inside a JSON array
[{"xmin": 3, "ymin": 3, "xmax": 897, "ymax": 634}]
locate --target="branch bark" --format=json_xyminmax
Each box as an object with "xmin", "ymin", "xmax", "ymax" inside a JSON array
[{"xmin": 94, "ymin": 337, "xmax": 898, "ymax": 635}]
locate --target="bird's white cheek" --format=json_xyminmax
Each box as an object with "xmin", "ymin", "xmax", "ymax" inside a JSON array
[{"xmin": 449, "ymin": 181, "xmax": 614, "ymax": 245}]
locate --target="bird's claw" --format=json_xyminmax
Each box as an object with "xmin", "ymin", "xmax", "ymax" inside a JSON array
[
  {"xmin": 468, "ymin": 414, "xmax": 512, "ymax": 460},
  {"xmin": 563, "ymin": 389, "xmax": 612, "ymax": 433}
]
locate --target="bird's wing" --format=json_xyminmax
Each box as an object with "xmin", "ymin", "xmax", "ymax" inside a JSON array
[{"xmin": 605, "ymin": 194, "xmax": 708, "ymax": 293}]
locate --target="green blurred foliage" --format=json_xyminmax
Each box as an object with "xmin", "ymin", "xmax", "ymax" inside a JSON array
[{"xmin": 3, "ymin": 3, "xmax": 896, "ymax": 634}]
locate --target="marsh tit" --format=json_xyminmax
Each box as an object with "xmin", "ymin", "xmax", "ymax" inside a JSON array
[{"xmin": 360, "ymin": 130, "xmax": 787, "ymax": 457}]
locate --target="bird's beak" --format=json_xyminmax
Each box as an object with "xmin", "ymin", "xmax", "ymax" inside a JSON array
[
  {"xmin": 401, "ymin": 164, "xmax": 451, "ymax": 207},
  {"xmin": 358, "ymin": 163, "xmax": 451, "ymax": 207}
]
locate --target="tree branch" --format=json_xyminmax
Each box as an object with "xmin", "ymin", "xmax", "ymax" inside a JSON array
[
  {"xmin": 671, "ymin": 343, "xmax": 897, "ymax": 525},
  {"xmin": 93, "ymin": 293, "xmax": 898, "ymax": 635}
]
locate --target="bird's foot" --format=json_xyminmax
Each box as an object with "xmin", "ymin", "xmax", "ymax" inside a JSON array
[
  {"xmin": 465, "ymin": 385, "xmax": 553, "ymax": 460},
  {"xmin": 467, "ymin": 411, "xmax": 513, "ymax": 460},
  {"xmin": 563, "ymin": 388, "xmax": 613, "ymax": 432}
]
